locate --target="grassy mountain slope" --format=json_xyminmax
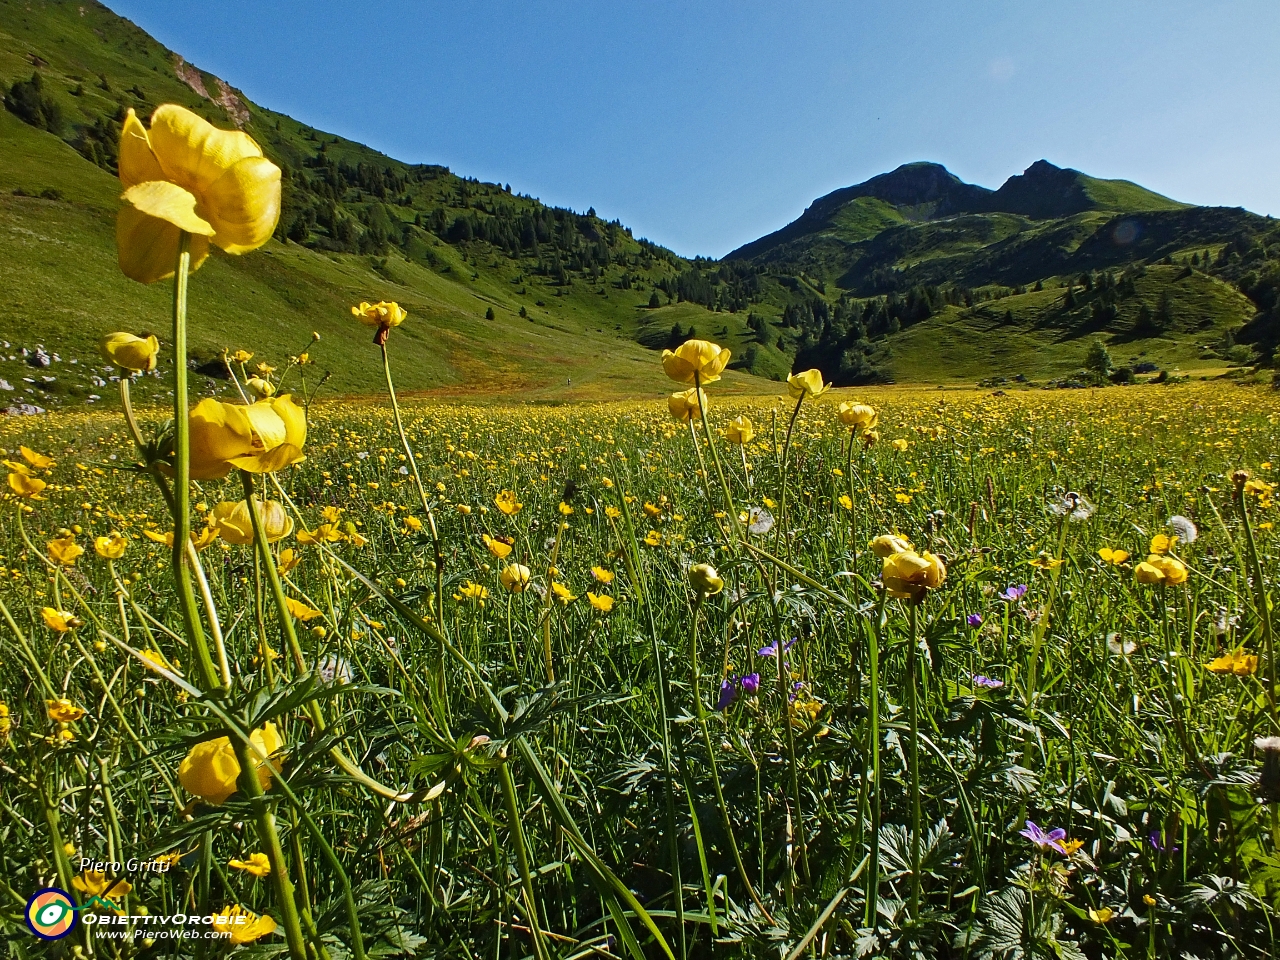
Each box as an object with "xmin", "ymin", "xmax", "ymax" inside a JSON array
[{"xmin": 0, "ymin": 0, "xmax": 781, "ymax": 407}]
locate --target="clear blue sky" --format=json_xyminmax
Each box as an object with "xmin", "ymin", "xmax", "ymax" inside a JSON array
[{"xmin": 107, "ymin": 0, "xmax": 1280, "ymax": 258}]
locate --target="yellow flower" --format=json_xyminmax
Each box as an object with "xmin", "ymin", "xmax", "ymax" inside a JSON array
[
  {"xmin": 643, "ymin": 529, "xmax": 663, "ymax": 547},
  {"xmin": 499, "ymin": 563, "xmax": 532, "ymax": 593},
  {"xmin": 212, "ymin": 904, "xmax": 278, "ymax": 944},
  {"xmin": 787, "ymin": 368, "xmax": 830, "ymax": 399},
  {"xmin": 688, "ymin": 563, "xmax": 724, "ymax": 596},
  {"xmin": 605, "ymin": 505, "xmax": 622, "ymax": 519},
  {"xmin": 100, "ymin": 332, "xmax": 159, "ymax": 373},
  {"xmin": 276, "ymin": 547, "xmax": 300, "ymax": 576},
  {"xmin": 1245, "ymin": 478, "xmax": 1275, "ymax": 498},
  {"xmin": 47, "ymin": 535, "xmax": 84, "ymax": 566},
  {"xmin": 454, "ymin": 581, "xmax": 490, "ymax": 605},
  {"xmin": 661, "ymin": 339, "xmax": 731, "ymax": 384},
  {"xmin": 869, "ymin": 534, "xmax": 914, "ymax": 558},
  {"xmin": 47, "ymin": 698, "xmax": 86, "ymax": 723},
  {"xmin": 456, "ymin": 504, "xmax": 473, "ymax": 515},
  {"xmin": 284, "ymin": 597, "xmax": 324, "ymax": 621},
  {"xmin": 495, "ymin": 490, "xmax": 522, "ymax": 515},
  {"xmin": 1143, "ymin": 894, "xmax": 1157, "ymax": 907},
  {"xmin": 558, "ymin": 501, "xmax": 574, "ymax": 516},
  {"xmin": 1206, "ymin": 648, "xmax": 1258, "ymax": 676},
  {"xmin": 256, "ymin": 361, "xmax": 276, "ymax": 375},
  {"xmin": 643, "ymin": 502, "xmax": 663, "ymax": 519},
  {"xmin": 838, "ymin": 494, "xmax": 853, "ymax": 510},
  {"xmin": 188, "ymin": 395, "xmax": 307, "ymax": 479},
  {"xmin": 42, "ymin": 608, "xmax": 79, "ymax": 633},
  {"xmin": 881, "ymin": 550, "xmax": 946, "ymax": 601},
  {"xmin": 210, "ymin": 500, "xmax": 293, "ymax": 545},
  {"xmin": 551, "ymin": 581, "xmax": 578, "ymax": 605},
  {"xmin": 73, "ymin": 871, "xmax": 132, "ymax": 900},
  {"xmin": 245, "ymin": 376, "xmax": 276, "ymax": 399},
  {"xmin": 1089, "ymin": 907, "xmax": 1114, "ymax": 924},
  {"xmin": 483, "ymin": 534, "xmax": 513, "ymax": 559},
  {"xmin": 351, "ymin": 300, "xmax": 408, "ymax": 344},
  {"xmin": 891, "ymin": 438, "xmax": 909, "ymax": 453},
  {"xmin": 591, "ymin": 565, "xmax": 615, "ymax": 584},
  {"xmin": 178, "ymin": 723, "xmax": 284, "ymax": 805},
  {"xmin": 1149, "ymin": 533, "xmax": 1176, "ymax": 554},
  {"xmin": 1135, "ymin": 554, "xmax": 1188, "ymax": 585},
  {"xmin": 668, "ymin": 387, "xmax": 707, "ymax": 423},
  {"xmin": 20, "ymin": 445, "xmax": 54, "ymax": 468},
  {"xmin": 1029, "ymin": 553, "xmax": 1065, "ymax": 570},
  {"xmin": 837, "ymin": 402, "xmax": 878, "ymax": 432},
  {"xmin": 1098, "ymin": 547, "xmax": 1129, "ymax": 565},
  {"xmin": 0, "ymin": 701, "xmax": 11, "ymax": 738},
  {"xmin": 1060, "ymin": 838, "xmax": 1084, "ymax": 855},
  {"xmin": 116, "ymin": 104, "xmax": 281, "ymax": 284},
  {"xmin": 94, "ymin": 532, "xmax": 128, "ymax": 559},
  {"xmin": 231, "ymin": 349, "xmax": 254, "ymax": 364},
  {"xmin": 228, "ymin": 852, "xmax": 272, "ymax": 878},
  {"xmin": 587, "ymin": 591, "xmax": 614, "ymax": 613},
  {"xmin": 7, "ymin": 472, "xmax": 46, "ymax": 497},
  {"xmin": 724, "ymin": 415, "xmax": 754, "ymax": 445}
]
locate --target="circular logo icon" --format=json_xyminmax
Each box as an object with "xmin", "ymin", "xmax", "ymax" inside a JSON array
[{"xmin": 26, "ymin": 888, "xmax": 77, "ymax": 940}]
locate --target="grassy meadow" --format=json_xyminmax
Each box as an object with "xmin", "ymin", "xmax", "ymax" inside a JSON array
[{"xmin": 1, "ymin": 371, "xmax": 1278, "ymax": 957}]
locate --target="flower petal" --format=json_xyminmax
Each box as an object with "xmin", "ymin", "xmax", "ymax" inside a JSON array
[
  {"xmin": 115, "ymin": 202, "xmax": 212, "ymax": 284},
  {"xmin": 202, "ymin": 155, "xmax": 282, "ymax": 253},
  {"xmin": 147, "ymin": 104, "xmax": 264, "ymax": 196},
  {"xmin": 122, "ymin": 181, "xmax": 216, "ymax": 236},
  {"xmin": 118, "ymin": 108, "xmax": 165, "ymax": 188},
  {"xmin": 230, "ymin": 444, "xmax": 305, "ymax": 474},
  {"xmin": 189, "ymin": 399, "xmax": 256, "ymax": 480}
]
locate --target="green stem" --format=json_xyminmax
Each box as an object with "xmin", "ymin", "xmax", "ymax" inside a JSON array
[
  {"xmin": 499, "ymin": 759, "xmax": 552, "ymax": 960},
  {"xmin": 169, "ymin": 230, "xmax": 219, "ymax": 691},
  {"xmin": 773, "ymin": 394, "xmax": 805, "ymax": 559},
  {"xmin": 1237, "ymin": 483, "xmax": 1278, "ymax": 722},
  {"xmin": 381, "ymin": 341, "xmax": 445, "ymax": 624},
  {"xmin": 908, "ymin": 602, "xmax": 922, "ymax": 920},
  {"xmin": 865, "ymin": 588, "xmax": 887, "ymax": 928}
]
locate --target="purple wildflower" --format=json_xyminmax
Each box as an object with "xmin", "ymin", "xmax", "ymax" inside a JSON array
[
  {"xmin": 1000, "ymin": 584, "xmax": 1028, "ymax": 602},
  {"xmin": 1148, "ymin": 830, "xmax": 1179, "ymax": 855},
  {"xmin": 757, "ymin": 638, "xmax": 796, "ymax": 658},
  {"xmin": 740, "ymin": 673, "xmax": 760, "ymax": 695},
  {"xmin": 972, "ymin": 674, "xmax": 1004, "ymax": 689},
  {"xmin": 715, "ymin": 678, "xmax": 738, "ymax": 711},
  {"xmin": 967, "ymin": 613, "xmax": 984, "ymax": 628},
  {"xmin": 1020, "ymin": 820, "xmax": 1068, "ymax": 854}
]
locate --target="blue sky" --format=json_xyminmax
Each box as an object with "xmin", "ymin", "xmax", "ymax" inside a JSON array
[{"xmin": 108, "ymin": 0, "xmax": 1280, "ymax": 258}]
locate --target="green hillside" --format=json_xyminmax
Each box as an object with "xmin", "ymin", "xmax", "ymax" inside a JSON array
[{"xmin": 1, "ymin": 0, "xmax": 1277, "ymax": 405}]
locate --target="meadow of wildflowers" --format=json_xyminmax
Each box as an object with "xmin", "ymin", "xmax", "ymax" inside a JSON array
[{"xmin": 1, "ymin": 103, "xmax": 1279, "ymax": 959}]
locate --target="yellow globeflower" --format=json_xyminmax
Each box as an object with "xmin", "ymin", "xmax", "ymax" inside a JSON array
[
  {"xmin": 73, "ymin": 871, "xmax": 132, "ymax": 899},
  {"xmin": 100, "ymin": 332, "xmax": 160, "ymax": 372},
  {"xmin": 210, "ymin": 500, "xmax": 293, "ymax": 545},
  {"xmin": 1206, "ymin": 648, "xmax": 1258, "ymax": 676},
  {"xmin": 7, "ymin": 472, "xmax": 45, "ymax": 497},
  {"xmin": 587, "ymin": 592, "xmax": 614, "ymax": 613},
  {"xmin": 482, "ymin": 534, "xmax": 513, "ymax": 559},
  {"xmin": 495, "ymin": 490, "xmax": 522, "ymax": 515},
  {"xmin": 42, "ymin": 608, "xmax": 80, "ymax": 633},
  {"xmin": 661, "ymin": 339, "xmax": 731, "ymax": 385},
  {"xmin": 19, "ymin": 445, "xmax": 54, "ymax": 468},
  {"xmin": 212, "ymin": 905, "xmax": 278, "ymax": 945},
  {"xmin": 499, "ymin": 563, "xmax": 532, "ymax": 593},
  {"xmin": 352, "ymin": 300, "xmax": 408, "ymax": 345},
  {"xmin": 837, "ymin": 402, "xmax": 878, "ymax": 432},
  {"xmin": 94, "ymin": 532, "xmax": 128, "ymax": 559},
  {"xmin": 245, "ymin": 376, "xmax": 276, "ymax": 399},
  {"xmin": 1149, "ymin": 533, "xmax": 1176, "ymax": 555},
  {"xmin": 591, "ymin": 565, "xmax": 615, "ymax": 584},
  {"xmin": 724, "ymin": 415, "xmax": 754, "ymax": 445},
  {"xmin": 881, "ymin": 550, "xmax": 946, "ymax": 602},
  {"xmin": 188, "ymin": 395, "xmax": 306, "ymax": 479},
  {"xmin": 1135, "ymin": 554, "xmax": 1188, "ymax": 586},
  {"xmin": 787, "ymin": 368, "xmax": 830, "ymax": 399},
  {"xmin": 869, "ymin": 534, "xmax": 914, "ymax": 558},
  {"xmin": 47, "ymin": 699, "xmax": 86, "ymax": 723},
  {"xmin": 47, "ymin": 536, "xmax": 84, "ymax": 567},
  {"xmin": 228, "ymin": 852, "xmax": 272, "ymax": 878},
  {"xmin": 668, "ymin": 387, "xmax": 707, "ymax": 423},
  {"xmin": 688, "ymin": 563, "xmax": 724, "ymax": 596},
  {"xmin": 116, "ymin": 105, "xmax": 281, "ymax": 284},
  {"xmin": 178, "ymin": 723, "xmax": 284, "ymax": 805}
]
